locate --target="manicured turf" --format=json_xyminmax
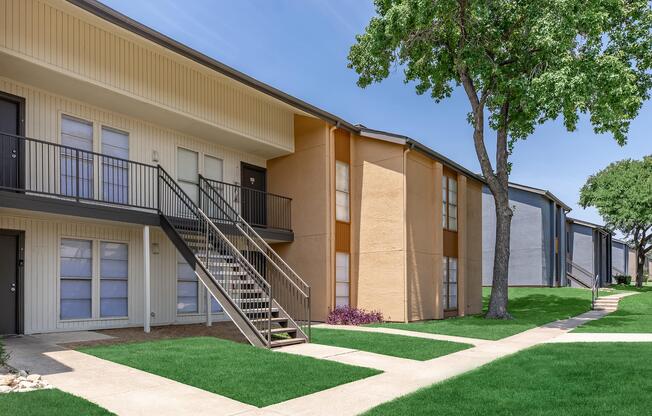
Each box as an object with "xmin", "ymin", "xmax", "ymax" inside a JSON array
[
  {"xmin": 80, "ymin": 337, "xmax": 380, "ymax": 407},
  {"xmin": 371, "ymin": 288, "xmax": 593, "ymax": 340},
  {"xmin": 0, "ymin": 389, "xmax": 113, "ymax": 415},
  {"xmin": 310, "ymin": 328, "xmax": 472, "ymax": 361},
  {"xmin": 363, "ymin": 343, "xmax": 652, "ymax": 416},
  {"xmin": 575, "ymin": 288, "xmax": 652, "ymax": 333}
]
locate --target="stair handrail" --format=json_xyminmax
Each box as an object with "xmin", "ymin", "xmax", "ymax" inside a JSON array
[
  {"xmin": 199, "ymin": 175, "xmax": 310, "ymax": 340},
  {"xmin": 592, "ymin": 274, "xmax": 600, "ymax": 308},
  {"xmin": 158, "ymin": 167, "xmax": 273, "ymax": 346},
  {"xmin": 566, "ymin": 260, "xmax": 595, "ymax": 288},
  {"xmin": 199, "ymin": 176, "xmax": 310, "ymax": 291}
]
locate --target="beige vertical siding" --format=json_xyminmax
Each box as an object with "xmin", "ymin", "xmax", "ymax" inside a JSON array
[
  {"xmin": 0, "ymin": 76, "xmax": 266, "ymax": 183},
  {"xmin": 0, "ymin": 210, "xmax": 226, "ymax": 334},
  {"xmin": 0, "ymin": 0, "xmax": 294, "ymax": 150}
]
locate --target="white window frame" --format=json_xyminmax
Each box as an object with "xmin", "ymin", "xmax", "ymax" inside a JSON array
[
  {"xmin": 442, "ymin": 175, "xmax": 458, "ymax": 231},
  {"xmin": 176, "ymin": 253, "xmax": 199, "ymax": 315},
  {"xmin": 58, "ymin": 237, "xmax": 129, "ymax": 322},
  {"xmin": 335, "ymin": 161, "xmax": 350, "ymax": 222},
  {"xmin": 335, "ymin": 252, "xmax": 350, "ymax": 307},
  {"xmin": 100, "ymin": 126, "xmax": 130, "ymax": 205},
  {"xmin": 99, "ymin": 241, "xmax": 129, "ymax": 318},
  {"xmin": 442, "ymin": 256, "xmax": 458, "ymax": 311}
]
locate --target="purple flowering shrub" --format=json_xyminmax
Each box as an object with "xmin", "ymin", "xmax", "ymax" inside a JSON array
[{"xmin": 326, "ymin": 306, "xmax": 384, "ymax": 325}]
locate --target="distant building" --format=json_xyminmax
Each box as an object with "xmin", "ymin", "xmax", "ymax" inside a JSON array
[{"xmin": 483, "ymin": 183, "xmax": 571, "ymax": 287}]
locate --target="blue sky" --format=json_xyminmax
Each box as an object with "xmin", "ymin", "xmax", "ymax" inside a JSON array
[{"xmin": 102, "ymin": 0, "xmax": 649, "ymax": 227}]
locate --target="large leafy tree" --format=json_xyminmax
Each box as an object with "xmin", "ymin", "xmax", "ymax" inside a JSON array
[
  {"xmin": 348, "ymin": 0, "xmax": 652, "ymax": 318},
  {"xmin": 580, "ymin": 156, "xmax": 652, "ymax": 287}
]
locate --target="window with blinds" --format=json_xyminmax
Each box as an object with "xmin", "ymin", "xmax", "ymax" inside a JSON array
[
  {"xmin": 60, "ymin": 115, "xmax": 94, "ymax": 198},
  {"xmin": 442, "ymin": 175, "xmax": 458, "ymax": 231},
  {"xmin": 60, "ymin": 239, "xmax": 93, "ymax": 320}
]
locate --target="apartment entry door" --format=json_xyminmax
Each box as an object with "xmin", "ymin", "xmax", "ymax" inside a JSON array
[
  {"xmin": 0, "ymin": 231, "xmax": 21, "ymax": 335},
  {"xmin": 0, "ymin": 92, "xmax": 25, "ymax": 191},
  {"xmin": 240, "ymin": 163, "xmax": 267, "ymax": 227}
]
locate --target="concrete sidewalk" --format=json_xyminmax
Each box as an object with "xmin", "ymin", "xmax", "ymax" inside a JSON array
[
  {"xmin": 4, "ymin": 335, "xmax": 256, "ymax": 416},
  {"xmin": 312, "ymin": 323, "xmax": 489, "ymax": 346},
  {"xmin": 4, "ymin": 292, "xmax": 639, "ymax": 416},
  {"xmin": 546, "ymin": 333, "xmax": 652, "ymax": 343},
  {"xmin": 265, "ymin": 292, "xmax": 638, "ymax": 416}
]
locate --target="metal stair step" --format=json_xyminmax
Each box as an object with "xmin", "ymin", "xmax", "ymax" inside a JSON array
[
  {"xmin": 270, "ymin": 338, "xmax": 306, "ymax": 348},
  {"xmin": 242, "ymin": 307, "xmax": 279, "ymax": 314},
  {"xmin": 251, "ymin": 317, "xmax": 288, "ymax": 325},
  {"xmin": 261, "ymin": 327, "xmax": 297, "ymax": 336}
]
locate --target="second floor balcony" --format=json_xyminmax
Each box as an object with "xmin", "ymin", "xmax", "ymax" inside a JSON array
[{"xmin": 0, "ymin": 132, "xmax": 293, "ymax": 242}]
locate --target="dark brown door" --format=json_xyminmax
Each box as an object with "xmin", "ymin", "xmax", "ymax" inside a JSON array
[
  {"xmin": 240, "ymin": 163, "xmax": 267, "ymax": 227},
  {"xmin": 0, "ymin": 232, "xmax": 19, "ymax": 334},
  {"xmin": 0, "ymin": 93, "xmax": 24, "ymax": 190}
]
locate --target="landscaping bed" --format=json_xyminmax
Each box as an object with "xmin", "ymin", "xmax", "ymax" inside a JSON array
[
  {"xmin": 363, "ymin": 343, "xmax": 652, "ymax": 415},
  {"xmin": 370, "ymin": 288, "xmax": 593, "ymax": 340},
  {"xmin": 311, "ymin": 328, "xmax": 472, "ymax": 360},
  {"xmin": 80, "ymin": 336, "xmax": 381, "ymax": 407}
]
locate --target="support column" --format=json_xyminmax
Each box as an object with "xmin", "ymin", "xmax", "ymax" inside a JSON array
[
  {"xmin": 143, "ymin": 226, "xmax": 151, "ymax": 333},
  {"xmin": 206, "ymin": 290, "xmax": 212, "ymax": 327}
]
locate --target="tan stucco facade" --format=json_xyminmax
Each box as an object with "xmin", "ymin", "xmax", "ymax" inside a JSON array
[
  {"xmin": 267, "ymin": 115, "xmax": 333, "ymax": 321},
  {"xmin": 271, "ymin": 124, "xmax": 484, "ymax": 323},
  {"xmin": 352, "ymin": 135, "xmax": 407, "ymax": 322}
]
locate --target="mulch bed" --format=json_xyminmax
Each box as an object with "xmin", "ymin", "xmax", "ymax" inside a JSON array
[{"xmin": 62, "ymin": 322, "xmax": 248, "ymax": 350}]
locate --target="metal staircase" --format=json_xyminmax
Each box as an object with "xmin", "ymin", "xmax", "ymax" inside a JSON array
[
  {"xmin": 566, "ymin": 261, "xmax": 595, "ymax": 289},
  {"xmin": 158, "ymin": 167, "xmax": 309, "ymax": 348}
]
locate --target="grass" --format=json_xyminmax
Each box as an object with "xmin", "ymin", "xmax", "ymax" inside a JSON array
[
  {"xmin": 80, "ymin": 336, "xmax": 380, "ymax": 407},
  {"xmin": 364, "ymin": 343, "xmax": 652, "ymax": 416},
  {"xmin": 310, "ymin": 328, "xmax": 472, "ymax": 361},
  {"xmin": 0, "ymin": 389, "xmax": 113, "ymax": 415},
  {"xmin": 370, "ymin": 287, "xmax": 593, "ymax": 340},
  {"xmin": 575, "ymin": 288, "xmax": 652, "ymax": 333}
]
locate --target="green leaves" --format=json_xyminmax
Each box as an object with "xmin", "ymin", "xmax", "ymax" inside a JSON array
[
  {"xmin": 579, "ymin": 156, "xmax": 652, "ymax": 238},
  {"xmin": 348, "ymin": 0, "xmax": 652, "ymax": 145}
]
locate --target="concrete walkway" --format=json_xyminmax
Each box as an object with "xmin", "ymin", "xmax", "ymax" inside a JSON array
[
  {"xmin": 312, "ymin": 323, "xmax": 489, "ymax": 346},
  {"xmin": 546, "ymin": 333, "xmax": 652, "ymax": 343},
  {"xmin": 264, "ymin": 292, "xmax": 637, "ymax": 416},
  {"xmin": 4, "ymin": 292, "xmax": 639, "ymax": 416},
  {"xmin": 4, "ymin": 334, "xmax": 256, "ymax": 416}
]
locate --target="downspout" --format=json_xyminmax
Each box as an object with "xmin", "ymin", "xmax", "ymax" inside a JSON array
[
  {"xmin": 328, "ymin": 123, "xmax": 339, "ymax": 310},
  {"xmin": 402, "ymin": 144, "xmax": 413, "ymax": 323}
]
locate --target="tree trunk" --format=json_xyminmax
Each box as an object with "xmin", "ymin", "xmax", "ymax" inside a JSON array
[
  {"xmin": 637, "ymin": 247, "xmax": 645, "ymax": 288},
  {"xmin": 487, "ymin": 190, "xmax": 513, "ymax": 318}
]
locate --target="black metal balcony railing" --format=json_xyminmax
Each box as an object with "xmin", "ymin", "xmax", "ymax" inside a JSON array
[
  {"xmin": 0, "ymin": 132, "xmax": 159, "ymax": 210},
  {"xmin": 0, "ymin": 133, "xmax": 291, "ymax": 232},
  {"xmin": 199, "ymin": 177, "xmax": 292, "ymax": 232}
]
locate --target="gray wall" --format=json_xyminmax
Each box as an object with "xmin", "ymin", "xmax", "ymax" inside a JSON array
[
  {"xmin": 612, "ymin": 241, "xmax": 628, "ymax": 276},
  {"xmin": 483, "ymin": 187, "xmax": 545, "ymax": 286},
  {"xmin": 568, "ymin": 223, "xmax": 595, "ymax": 275}
]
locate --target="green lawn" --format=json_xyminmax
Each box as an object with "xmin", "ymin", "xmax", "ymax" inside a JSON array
[
  {"xmin": 575, "ymin": 289, "xmax": 652, "ymax": 333},
  {"xmin": 370, "ymin": 288, "xmax": 593, "ymax": 340},
  {"xmin": 364, "ymin": 343, "xmax": 652, "ymax": 416},
  {"xmin": 311, "ymin": 328, "xmax": 472, "ymax": 361},
  {"xmin": 80, "ymin": 336, "xmax": 380, "ymax": 407},
  {"xmin": 0, "ymin": 389, "xmax": 113, "ymax": 415}
]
